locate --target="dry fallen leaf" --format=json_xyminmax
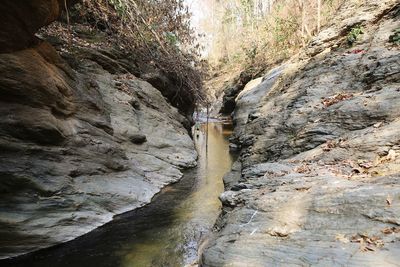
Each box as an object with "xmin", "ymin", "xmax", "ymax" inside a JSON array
[
  {"xmin": 358, "ymin": 161, "xmax": 373, "ymax": 169},
  {"xmin": 335, "ymin": 234, "xmax": 350, "ymax": 243},
  {"xmin": 381, "ymin": 227, "xmax": 400, "ymax": 234},
  {"xmin": 386, "ymin": 195, "xmax": 392, "ymax": 206},
  {"xmin": 360, "ymin": 245, "xmax": 376, "ymax": 252},
  {"xmin": 322, "ymin": 140, "xmax": 337, "ymax": 152},
  {"xmin": 351, "ymin": 234, "xmax": 384, "ymax": 252},
  {"xmin": 379, "ymin": 150, "xmax": 397, "ymax": 164},
  {"xmin": 352, "ymin": 237, "xmax": 364, "ymax": 243},
  {"xmin": 294, "ymin": 164, "xmax": 312, "ymax": 174},
  {"xmin": 267, "ymin": 228, "xmax": 291, "ymax": 237},
  {"xmin": 321, "ymin": 93, "xmax": 354, "ymax": 108}
]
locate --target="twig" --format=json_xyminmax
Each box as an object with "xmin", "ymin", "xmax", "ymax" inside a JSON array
[
  {"xmin": 64, "ymin": 0, "xmax": 70, "ymax": 25},
  {"xmin": 127, "ymin": 0, "xmax": 170, "ymax": 55}
]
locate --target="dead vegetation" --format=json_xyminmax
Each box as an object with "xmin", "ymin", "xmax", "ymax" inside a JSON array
[
  {"xmin": 204, "ymin": 0, "xmax": 344, "ymax": 72},
  {"xmin": 381, "ymin": 227, "xmax": 400, "ymax": 234},
  {"xmin": 335, "ymin": 233, "xmax": 385, "ymax": 252},
  {"xmin": 52, "ymin": 0, "xmax": 207, "ymax": 106},
  {"xmin": 351, "ymin": 234, "xmax": 385, "ymax": 252},
  {"xmin": 321, "ymin": 92, "xmax": 354, "ymax": 108}
]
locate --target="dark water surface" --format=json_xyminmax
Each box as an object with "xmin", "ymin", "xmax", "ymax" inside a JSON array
[{"xmin": 2, "ymin": 122, "xmax": 235, "ymax": 267}]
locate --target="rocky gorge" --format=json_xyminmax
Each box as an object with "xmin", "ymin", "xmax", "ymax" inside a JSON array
[
  {"xmin": 1, "ymin": 0, "xmax": 400, "ymax": 266},
  {"xmin": 201, "ymin": 0, "xmax": 400, "ymax": 266},
  {"xmin": 0, "ymin": 0, "xmax": 197, "ymax": 259}
]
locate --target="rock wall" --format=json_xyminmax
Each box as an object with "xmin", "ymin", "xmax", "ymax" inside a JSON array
[
  {"xmin": 202, "ymin": 0, "xmax": 400, "ymax": 266},
  {"xmin": 218, "ymin": 68, "xmax": 265, "ymax": 116},
  {"xmin": 0, "ymin": 1, "xmax": 196, "ymax": 259}
]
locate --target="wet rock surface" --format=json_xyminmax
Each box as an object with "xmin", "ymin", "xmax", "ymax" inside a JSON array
[
  {"xmin": 0, "ymin": 1, "xmax": 196, "ymax": 260},
  {"xmin": 202, "ymin": 0, "xmax": 400, "ymax": 266}
]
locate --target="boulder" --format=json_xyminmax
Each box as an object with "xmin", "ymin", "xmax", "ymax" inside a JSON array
[{"xmin": 129, "ymin": 133, "xmax": 147, "ymax": 144}]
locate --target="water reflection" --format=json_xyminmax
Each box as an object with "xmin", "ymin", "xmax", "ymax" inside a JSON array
[
  {"xmin": 3, "ymin": 122, "xmax": 234, "ymax": 267},
  {"xmin": 120, "ymin": 122, "xmax": 234, "ymax": 266}
]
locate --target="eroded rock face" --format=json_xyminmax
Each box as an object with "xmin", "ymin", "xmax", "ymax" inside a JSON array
[
  {"xmin": 0, "ymin": 1, "xmax": 197, "ymax": 259},
  {"xmin": 219, "ymin": 69, "xmax": 264, "ymax": 115},
  {"xmin": 202, "ymin": 0, "xmax": 400, "ymax": 266},
  {"xmin": 0, "ymin": 0, "xmax": 77, "ymax": 53}
]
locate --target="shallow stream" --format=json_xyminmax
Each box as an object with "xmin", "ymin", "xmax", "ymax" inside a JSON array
[{"xmin": 3, "ymin": 121, "xmax": 235, "ymax": 267}]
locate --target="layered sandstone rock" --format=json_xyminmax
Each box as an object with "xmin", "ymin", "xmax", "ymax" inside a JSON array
[
  {"xmin": 202, "ymin": 1, "xmax": 400, "ymax": 266},
  {"xmin": 0, "ymin": 0, "xmax": 197, "ymax": 259}
]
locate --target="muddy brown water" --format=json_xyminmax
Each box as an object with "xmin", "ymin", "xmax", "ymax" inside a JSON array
[{"xmin": 2, "ymin": 122, "xmax": 235, "ymax": 267}]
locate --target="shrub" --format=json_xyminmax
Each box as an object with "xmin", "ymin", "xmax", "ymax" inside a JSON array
[
  {"xmin": 347, "ymin": 25, "xmax": 364, "ymax": 46},
  {"xmin": 389, "ymin": 28, "xmax": 400, "ymax": 45},
  {"xmin": 73, "ymin": 0, "xmax": 206, "ymax": 106}
]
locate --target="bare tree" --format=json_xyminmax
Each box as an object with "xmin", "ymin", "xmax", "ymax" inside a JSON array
[
  {"xmin": 317, "ymin": 0, "xmax": 321, "ymax": 32},
  {"xmin": 299, "ymin": 0, "xmax": 306, "ymax": 46}
]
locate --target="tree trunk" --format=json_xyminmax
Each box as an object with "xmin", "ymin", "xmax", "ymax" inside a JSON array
[
  {"xmin": 317, "ymin": 0, "xmax": 321, "ymax": 32},
  {"xmin": 300, "ymin": 0, "xmax": 305, "ymax": 46}
]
